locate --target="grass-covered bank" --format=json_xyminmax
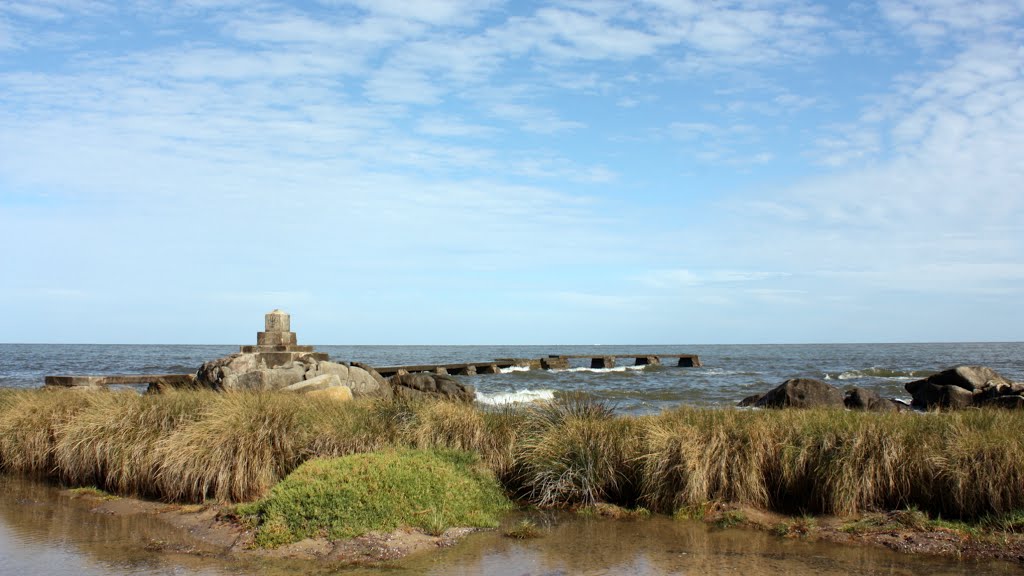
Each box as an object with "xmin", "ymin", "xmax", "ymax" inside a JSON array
[{"xmin": 2, "ymin": 388, "xmax": 1024, "ymax": 524}]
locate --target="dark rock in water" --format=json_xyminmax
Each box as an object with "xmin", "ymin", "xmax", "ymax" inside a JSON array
[
  {"xmin": 754, "ymin": 378, "xmax": 844, "ymax": 409},
  {"xmin": 737, "ymin": 393, "xmax": 763, "ymax": 407},
  {"xmin": 905, "ymin": 366, "xmax": 1021, "ymax": 410},
  {"xmin": 390, "ymin": 373, "xmax": 476, "ymax": 402},
  {"xmin": 844, "ymin": 387, "xmax": 899, "ymax": 412}
]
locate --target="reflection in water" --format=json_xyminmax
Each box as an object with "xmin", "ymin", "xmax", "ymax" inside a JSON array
[{"xmin": 0, "ymin": 474, "xmax": 1019, "ymax": 576}]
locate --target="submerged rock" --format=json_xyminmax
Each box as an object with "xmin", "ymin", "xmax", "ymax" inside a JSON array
[
  {"xmin": 905, "ymin": 366, "xmax": 1023, "ymax": 410},
  {"xmin": 753, "ymin": 378, "xmax": 844, "ymax": 409}
]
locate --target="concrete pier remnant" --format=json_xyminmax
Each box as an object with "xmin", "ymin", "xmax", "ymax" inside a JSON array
[{"xmin": 374, "ymin": 354, "xmax": 701, "ymax": 378}]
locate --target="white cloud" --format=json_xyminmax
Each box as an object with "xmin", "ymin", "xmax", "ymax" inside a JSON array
[
  {"xmin": 879, "ymin": 0, "xmax": 1024, "ymax": 45},
  {"xmin": 345, "ymin": 0, "xmax": 499, "ymax": 27},
  {"xmin": 415, "ymin": 114, "xmax": 494, "ymax": 137},
  {"xmin": 489, "ymin": 103, "xmax": 585, "ymax": 134},
  {"xmin": 364, "ymin": 65, "xmax": 445, "ymax": 104}
]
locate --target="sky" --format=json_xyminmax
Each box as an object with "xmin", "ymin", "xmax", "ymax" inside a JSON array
[{"xmin": 0, "ymin": 0, "xmax": 1022, "ymax": 345}]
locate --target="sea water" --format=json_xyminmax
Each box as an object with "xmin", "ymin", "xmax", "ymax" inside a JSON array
[{"xmin": 2, "ymin": 342, "xmax": 1022, "ymax": 413}]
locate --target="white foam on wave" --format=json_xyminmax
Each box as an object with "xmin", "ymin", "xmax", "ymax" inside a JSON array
[
  {"xmin": 476, "ymin": 389, "xmax": 556, "ymax": 405},
  {"xmin": 499, "ymin": 365, "xmax": 532, "ymax": 373},
  {"xmin": 553, "ymin": 365, "xmax": 648, "ymax": 374}
]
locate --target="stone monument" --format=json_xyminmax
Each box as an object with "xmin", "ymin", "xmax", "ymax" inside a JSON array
[
  {"xmin": 194, "ymin": 310, "xmax": 390, "ymax": 398},
  {"xmin": 237, "ymin": 309, "xmax": 328, "ymax": 368}
]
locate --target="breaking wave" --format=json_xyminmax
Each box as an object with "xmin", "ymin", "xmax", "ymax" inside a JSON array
[
  {"xmin": 553, "ymin": 365, "xmax": 648, "ymax": 374},
  {"xmin": 499, "ymin": 366, "xmax": 533, "ymax": 373},
  {"xmin": 476, "ymin": 389, "xmax": 556, "ymax": 405}
]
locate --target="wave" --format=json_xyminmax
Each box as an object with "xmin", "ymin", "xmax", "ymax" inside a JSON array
[
  {"xmin": 825, "ymin": 367, "xmax": 936, "ymax": 381},
  {"xmin": 552, "ymin": 365, "xmax": 648, "ymax": 374},
  {"xmin": 499, "ymin": 366, "xmax": 533, "ymax": 374},
  {"xmin": 476, "ymin": 389, "xmax": 556, "ymax": 405}
]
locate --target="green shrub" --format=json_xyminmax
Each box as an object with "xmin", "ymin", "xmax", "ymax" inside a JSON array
[{"xmin": 237, "ymin": 449, "xmax": 512, "ymax": 547}]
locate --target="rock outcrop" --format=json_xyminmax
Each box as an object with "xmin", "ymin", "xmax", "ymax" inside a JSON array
[
  {"xmin": 746, "ymin": 378, "xmax": 845, "ymax": 409},
  {"xmin": 390, "ymin": 373, "xmax": 476, "ymax": 402},
  {"xmin": 905, "ymin": 366, "xmax": 1024, "ymax": 410},
  {"xmin": 195, "ymin": 352, "xmax": 391, "ymax": 399}
]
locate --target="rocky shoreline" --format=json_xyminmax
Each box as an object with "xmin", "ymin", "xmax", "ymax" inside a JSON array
[{"xmin": 738, "ymin": 365, "xmax": 1024, "ymax": 412}]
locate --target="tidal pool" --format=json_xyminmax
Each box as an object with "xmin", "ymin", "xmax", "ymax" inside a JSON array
[{"xmin": 1, "ymin": 474, "xmax": 1018, "ymax": 576}]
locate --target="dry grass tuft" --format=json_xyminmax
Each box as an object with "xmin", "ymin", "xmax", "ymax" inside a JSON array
[
  {"xmin": 53, "ymin": 390, "xmax": 211, "ymax": 497},
  {"xmin": 515, "ymin": 394, "xmax": 642, "ymax": 507},
  {"xmin": 0, "ymin": 389, "xmax": 93, "ymax": 476},
  {"xmin": 153, "ymin": 392, "xmax": 312, "ymax": 503},
  {"xmin": 3, "ymin": 387, "xmax": 1024, "ymax": 521}
]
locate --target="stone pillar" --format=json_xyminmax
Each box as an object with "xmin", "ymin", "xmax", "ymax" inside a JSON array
[
  {"xmin": 239, "ymin": 310, "xmax": 325, "ymax": 359},
  {"xmin": 257, "ymin": 309, "xmax": 298, "ymax": 346},
  {"xmin": 591, "ymin": 356, "xmax": 616, "ymax": 369},
  {"xmin": 634, "ymin": 355, "xmax": 661, "ymax": 366},
  {"xmin": 265, "ymin": 309, "xmax": 291, "ymax": 332}
]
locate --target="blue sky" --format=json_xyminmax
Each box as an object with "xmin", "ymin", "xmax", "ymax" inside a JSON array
[{"xmin": 0, "ymin": 0, "xmax": 1022, "ymax": 345}]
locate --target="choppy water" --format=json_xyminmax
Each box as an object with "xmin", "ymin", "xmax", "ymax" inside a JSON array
[{"xmin": 1, "ymin": 343, "xmax": 1022, "ymax": 413}]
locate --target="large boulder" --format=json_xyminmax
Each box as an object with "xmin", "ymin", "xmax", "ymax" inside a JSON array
[
  {"xmin": 753, "ymin": 378, "xmax": 844, "ymax": 409},
  {"xmin": 905, "ymin": 366, "xmax": 1022, "ymax": 410},
  {"xmin": 906, "ymin": 366, "xmax": 1012, "ymax": 393},
  {"xmin": 390, "ymin": 373, "xmax": 476, "ymax": 402},
  {"xmin": 194, "ymin": 353, "xmax": 392, "ymax": 399}
]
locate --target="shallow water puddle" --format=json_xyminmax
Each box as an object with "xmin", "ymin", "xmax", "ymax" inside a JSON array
[{"xmin": 0, "ymin": 475, "xmax": 1018, "ymax": 576}]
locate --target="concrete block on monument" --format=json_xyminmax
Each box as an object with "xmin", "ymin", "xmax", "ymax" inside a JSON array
[
  {"xmin": 257, "ymin": 331, "xmax": 298, "ymax": 346},
  {"xmin": 265, "ymin": 309, "xmax": 291, "ymax": 332}
]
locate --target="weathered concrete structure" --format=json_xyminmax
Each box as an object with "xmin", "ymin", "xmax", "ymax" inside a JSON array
[{"xmin": 237, "ymin": 309, "xmax": 328, "ymax": 368}]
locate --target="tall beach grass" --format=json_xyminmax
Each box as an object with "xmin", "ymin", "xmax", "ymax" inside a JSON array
[{"xmin": 1, "ymin": 388, "xmax": 1022, "ymax": 521}]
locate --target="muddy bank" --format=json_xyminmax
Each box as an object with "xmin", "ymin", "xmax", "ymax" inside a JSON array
[{"xmin": 690, "ymin": 503, "xmax": 1024, "ymax": 565}]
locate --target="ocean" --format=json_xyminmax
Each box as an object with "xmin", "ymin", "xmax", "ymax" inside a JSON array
[{"xmin": 2, "ymin": 342, "xmax": 1022, "ymax": 414}]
